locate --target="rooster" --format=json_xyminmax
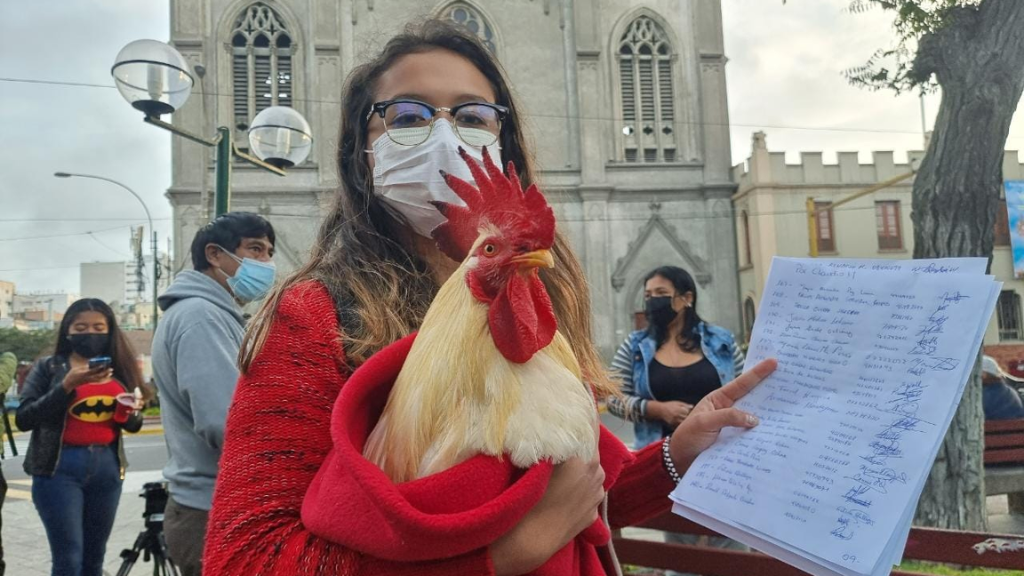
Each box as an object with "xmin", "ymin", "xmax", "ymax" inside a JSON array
[{"xmin": 364, "ymin": 147, "xmax": 599, "ymax": 483}]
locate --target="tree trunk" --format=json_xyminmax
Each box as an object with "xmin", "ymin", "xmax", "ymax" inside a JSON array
[{"xmin": 910, "ymin": 0, "xmax": 1024, "ymax": 530}]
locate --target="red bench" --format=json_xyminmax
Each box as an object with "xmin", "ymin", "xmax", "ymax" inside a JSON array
[
  {"xmin": 614, "ymin": 513, "xmax": 1024, "ymax": 575},
  {"xmin": 985, "ymin": 419, "xmax": 1024, "ymax": 514}
]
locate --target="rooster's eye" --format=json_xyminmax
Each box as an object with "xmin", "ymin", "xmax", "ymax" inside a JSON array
[{"xmin": 483, "ymin": 244, "xmax": 497, "ymax": 256}]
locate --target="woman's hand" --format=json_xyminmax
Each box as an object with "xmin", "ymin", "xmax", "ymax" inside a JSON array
[
  {"xmin": 647, "ymin": 400, "xmax": 693, "ymax": 426},
  {"xmin": 668, "ymin": 359, "xmax": 777, "ymax": 473},
  {"xmin": 491, "ymin": 453, "xmax": 605, "ymax": 575},
  {"xmin": 62, "ymin": 365, "xmax": 113, "ymax": 393}
]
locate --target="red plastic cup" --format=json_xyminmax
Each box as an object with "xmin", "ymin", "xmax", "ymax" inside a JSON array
[{"xmin": 114, "ymin": 393, "xmax": 136, "ymax": 424}]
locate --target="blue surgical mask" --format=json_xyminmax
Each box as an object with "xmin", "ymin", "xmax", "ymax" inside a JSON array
[{"xmin": 215, "ymin": 245, "xmax": 276, "ymax": 302}]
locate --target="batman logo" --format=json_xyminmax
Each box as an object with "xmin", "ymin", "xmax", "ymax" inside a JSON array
[{"xmin": 69, "ymin": 396, "xmax": 116, "ymax": 423}]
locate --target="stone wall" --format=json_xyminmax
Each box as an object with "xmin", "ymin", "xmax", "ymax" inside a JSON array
[
  {"xmin": 168, "ymin": 0, "xmax": 740, "ymax": 358},
  {"xmin": 733, "ymin": 130, "xmax": 1024, "ymax": 350}
]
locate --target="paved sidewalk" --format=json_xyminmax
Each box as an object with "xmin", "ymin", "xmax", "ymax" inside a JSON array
[
  {"xmin": 986, "ymin": 493, "xmax": 1024, "ymax": 535},
  {"xmin": 4, "ymin": 412, "xmax": 1021, "ymax": 574},
  {"xmin": 3, "ymin": 418, "xmax": 167, "ymax": 575},
  {"xmin": 7, "ymin": 477, "xmax": 1021, "ymax": 576},
  {"xmin": 5, "ymin": 470, "xmax": 163, "ymax": 576}
]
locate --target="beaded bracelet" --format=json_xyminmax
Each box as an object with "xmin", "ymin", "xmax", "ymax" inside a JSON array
[{"xmin": 661, "ymin": 438, "xmax": 683, "ymax": 484}]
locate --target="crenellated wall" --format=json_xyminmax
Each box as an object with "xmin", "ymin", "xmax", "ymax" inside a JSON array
[
  {"xmin": 732, "ymin": 131, "xmax": 1024, "ymax": 188},
  {"xmin": 732, "ymin": 131, "xmax": 1024, "ymax": 349}
]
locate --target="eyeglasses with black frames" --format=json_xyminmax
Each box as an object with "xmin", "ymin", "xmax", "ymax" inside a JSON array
[{"xmin": 365, "ymin": 99, "xmax": 509, "ymax": 147}]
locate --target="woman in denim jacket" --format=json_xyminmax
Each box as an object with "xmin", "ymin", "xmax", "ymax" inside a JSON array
[
  {"xmin": 607, "ymin": 265, "xmax": 746, "ymax": 575},
  {"xmin": 608, "ymin": 266, "xmax": 745, "ymax": 449}
]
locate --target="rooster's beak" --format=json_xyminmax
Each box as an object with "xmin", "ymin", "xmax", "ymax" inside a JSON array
[{"xmin": 510, "ymin": 249, "xmax": 554, "ymax": 269}]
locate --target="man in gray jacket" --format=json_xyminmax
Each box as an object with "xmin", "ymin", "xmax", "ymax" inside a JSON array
[{"xmin": 152, "ymin": 212, "xmax": 275, "ymax": 576}]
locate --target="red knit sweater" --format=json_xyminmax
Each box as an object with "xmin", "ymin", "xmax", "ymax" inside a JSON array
[{"xmin": 204, "ymin": 281, "xmax": 674, "ymax": 576}]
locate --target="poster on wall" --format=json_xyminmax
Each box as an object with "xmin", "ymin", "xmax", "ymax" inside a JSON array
[{"xmin": 1007, "ymin": 180, "xmax": 1024, "ymax": 278}]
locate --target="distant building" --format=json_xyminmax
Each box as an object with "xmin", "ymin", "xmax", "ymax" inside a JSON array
[
  {"xmin": 81, "ymin": 253, "xmax": 171, "ymax": 311},
  {"xmin": 732, "ymin": 132, "xmax": 1024, "ymax": 359},
  {"xmin": 81, "ymin": 261, "xmax": 127, "ymax": 309},
  {"xmin": 12, "ymin": 292, "xmax": 79, "ymax": 329},
  {"xmin": 126, "ymin": 253, "xmax": 172, "ymax": 303},
  {"xmin": 169, "ymin": 0, "xmax": 742, "ymax": 357},
  {"xmin": 0, "ymin": 280, "xmax": 14, "ymax": 320},
  {"xmin": 120, "ymin": 301, "xmax": 159, "ymax": 331},
  {"xmin": 123, "ymin": 329, "xmax": 155, "ymax": 381}
]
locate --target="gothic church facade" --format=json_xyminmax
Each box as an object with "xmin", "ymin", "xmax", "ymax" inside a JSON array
[{"xmin": 168, "ymin": 0, "xmax": 739, "ymax": 356}]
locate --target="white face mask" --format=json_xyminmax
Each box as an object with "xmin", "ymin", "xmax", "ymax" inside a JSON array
[{"xmin": 368, "ymin": 119, "xmax": 493, "ymax": 237}]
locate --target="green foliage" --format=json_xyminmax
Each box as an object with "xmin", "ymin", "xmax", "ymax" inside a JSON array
[
  {"xmin": 841, "ymin": 0, "xmax": 983, "ymax": 93},
  {"xmin": 621, "ymin": 568, "xmax": 662, "ymax": 576},
  {"xmin": 897, "ymin": 560, "xmax": 1024, "ymax": 576},
  {"xmin": 849, "ymin": 0, "xmax": 967, "ymax": 36},
  {"xmin": 0, "ymin": 328, "xmax": 56, "ymax": 364},
  {"xmin": 625, "ymin": 562, "xmax": 1023, "ymax": 576}
]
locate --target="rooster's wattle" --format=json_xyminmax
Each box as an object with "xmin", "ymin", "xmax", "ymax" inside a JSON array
[{"xmin": 363, "ymin": 148, "xmax": 598, "ymax": 483}]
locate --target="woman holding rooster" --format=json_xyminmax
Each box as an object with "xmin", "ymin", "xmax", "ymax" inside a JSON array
[{"xmin": 204, "ymin": 18, "xmax": 775, "ymax": 576}]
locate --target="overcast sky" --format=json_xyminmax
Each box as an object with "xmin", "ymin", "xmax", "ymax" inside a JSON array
[{"xmin": 3, "ymin": 0, "xmax": 1024, "ymax": 294}]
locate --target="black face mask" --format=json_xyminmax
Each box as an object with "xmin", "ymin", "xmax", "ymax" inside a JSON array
[
  {"xmin": 68, "ymin": 333, "xmax": 111, "ymax": 359},
  {"xmin": 645, "ymin": 296, "xmax": 678, "ymax": 329}
]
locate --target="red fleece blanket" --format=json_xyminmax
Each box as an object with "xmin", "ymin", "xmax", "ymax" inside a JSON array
[{"xmin": 302, "ymin": 333, "xmax": 635, "ymax": 574}]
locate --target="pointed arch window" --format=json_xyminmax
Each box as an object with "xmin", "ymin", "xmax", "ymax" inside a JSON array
[
  {"xmin": 741, "ymin": 210, "xmax": 753, "ymax": 266},
  {"xmin": 618, "ymin": 16, "xmax": 676, "ymax": 163},
  {"xmin": 743, "ymin": 297, "xmax": 757, "ymax": 343},
  {"xmin": 232, "ymin": 3, "xmax": 294, "ymax": 128},
  {"xmin": 446, "ymin": 3, "xmax": 496, "ymax": 53}
]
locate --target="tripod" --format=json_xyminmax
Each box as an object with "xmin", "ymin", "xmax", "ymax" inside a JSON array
[{"xmin": 116, "ymin": 482, "xmax": 180, "ymax": 576}]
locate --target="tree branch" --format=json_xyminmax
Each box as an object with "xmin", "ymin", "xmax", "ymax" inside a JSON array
[{"xmin": 908, "ymin": 31, "xmax": 941, "ymax": 86}]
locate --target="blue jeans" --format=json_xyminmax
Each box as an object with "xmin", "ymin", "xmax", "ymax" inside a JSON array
[{"xmin": 32, "ymin": 445, "xmax": 123, "ymax": 576}]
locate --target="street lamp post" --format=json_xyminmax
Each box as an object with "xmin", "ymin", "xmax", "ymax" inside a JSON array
[
  {"xmin": 110, "ymin": 39, "xmax": 313, "ymax": 217},
  {"xmin": 53, "ymin": 172, "xmax": 160, "ymax": 331}
]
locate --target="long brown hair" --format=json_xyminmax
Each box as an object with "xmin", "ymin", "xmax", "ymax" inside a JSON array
[
  {"xmin": 241, "ymin": 19, "xmax": 615, "ymax": 397},
  {"xmin": 55, "ymin": 298, "xmax": 143, "ymax": 391}
]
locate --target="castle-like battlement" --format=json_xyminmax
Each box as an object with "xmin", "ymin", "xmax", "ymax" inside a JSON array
[{"xmin": 732, "ymin": 131, "xmax": 1024, "ymax": 187}]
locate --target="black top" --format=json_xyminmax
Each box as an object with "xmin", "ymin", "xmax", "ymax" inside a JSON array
[{"xmin": 649, "ymin": 356, "xmax": 722, "ymax": 435}]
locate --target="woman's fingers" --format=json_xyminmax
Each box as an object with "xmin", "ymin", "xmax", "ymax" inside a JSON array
[
  {"xmin": 669, "ymin": 406, "xmax": 761, "ymax": 472},
  {"xmin": 696, "ymin": 407, "xmax": 760, "ymax": 432},
  {"xmin": 714, "ymin": 359, "xmax": 777, "ymax": 406},
  {"xmin": 89, "ymin": 367, "xmax": 113, "ymax": 381},
  {"xmin": 669, "ymin": 364, "xmax": 774, "ymax": 471}
]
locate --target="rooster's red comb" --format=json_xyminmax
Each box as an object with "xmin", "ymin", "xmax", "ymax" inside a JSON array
[{"xmin": 431, "ymin": 147, "xmax": 556, "ymax": 262}]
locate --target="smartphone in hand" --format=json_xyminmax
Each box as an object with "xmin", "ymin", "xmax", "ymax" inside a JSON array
[{"xmin": 88, "ymin": 356, "xmax": 113, "ymax": 370}]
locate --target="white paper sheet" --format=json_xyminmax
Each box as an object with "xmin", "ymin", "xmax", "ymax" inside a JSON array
[
  {"xmin": 670, "ymin": 257, "xmax": 1000, "ymax": 576},
  {"xmin": 771, "ymin": 259, "xmax": 998, "ymax": 569},
  {"xmin": 773, "ymin": 258, "xmax": 995, "ymax": 568},
  {"xmin": 774, "ymin": 257, "xmax": 988, "ymax": 277}
]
